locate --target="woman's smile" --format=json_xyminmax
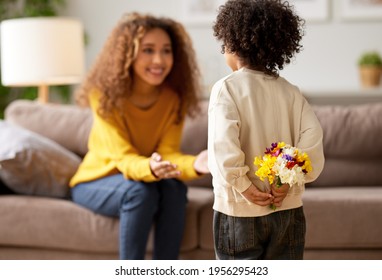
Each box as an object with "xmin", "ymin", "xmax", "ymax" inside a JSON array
[{"xmin": 133, "ymin": 28, "xmax": 173, "ymax": 87}]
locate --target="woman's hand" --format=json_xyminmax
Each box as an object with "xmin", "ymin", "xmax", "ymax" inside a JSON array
[
  {"xmin": 150, "ymin": 152, "xmax": 181, "ymax": 179},
  {"xmin": 242, "ymin": 184, "xmax": 274, "ymax": 206},
  {"xmin": 194, "ymin": 150, "xmax": 209, "ymax": 174}
]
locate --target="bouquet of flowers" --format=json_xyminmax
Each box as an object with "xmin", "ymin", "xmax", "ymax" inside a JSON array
[{"xmin": 254, "ymin": 142, "xmax": 312, "ymax": 209}]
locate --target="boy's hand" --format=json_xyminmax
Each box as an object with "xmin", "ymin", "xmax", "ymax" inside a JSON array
[
  {"xmin": 242, "ymin": 184, "xmax": 274, "ymax": 206},
  {"xmin": 271, "ymin": 184, "xmax": 290, "ymax": 207},
  {"xmin": 150, "ymin": 152, "xmax": 181, "ymax": 179}
]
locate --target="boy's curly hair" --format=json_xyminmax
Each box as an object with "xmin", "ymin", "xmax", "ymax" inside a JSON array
[
  {"xmin": 213, "ymin": 0, "xmax": 305, "ymax": 77},
  {"xmin": 76, "ymin": 12, "xmax": 201, "ymax": 120}
]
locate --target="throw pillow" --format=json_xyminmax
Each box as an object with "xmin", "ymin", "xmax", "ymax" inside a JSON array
[{"xmin": 0, "ymin": 120, "xmax": 81, "ymax": 198}]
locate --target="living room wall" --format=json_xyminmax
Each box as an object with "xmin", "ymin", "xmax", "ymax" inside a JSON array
[{"xmin": 63, "ymin": 0, "xmax": 382, "ymax": 94}]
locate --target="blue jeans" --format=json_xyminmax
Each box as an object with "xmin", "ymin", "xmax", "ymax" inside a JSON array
[
  {"xmin": 213, "ymin": 207, "xmax": 306, "ymax": 260},
  {"xmin": 71, "ymin": 174, "xmax": 187, "ymax": 260}
]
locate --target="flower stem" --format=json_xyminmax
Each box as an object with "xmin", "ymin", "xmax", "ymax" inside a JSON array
[{"xmin": 270, "ymin": 176, "xmax": 282, "ymax": 210}]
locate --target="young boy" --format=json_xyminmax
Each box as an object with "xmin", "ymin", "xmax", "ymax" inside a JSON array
[{"xmin": 208, "ymin": 0, "xmax": 325, "ymax": 260}]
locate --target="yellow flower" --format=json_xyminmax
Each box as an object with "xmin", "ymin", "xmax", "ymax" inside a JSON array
[
  {"xmin": 277, "ymin": 142, "xmax": 286, "ymax": 149},
  {"xmin": 254, "ymin": 154, "xmax": 277, "ymax": 184},
  {"xmin": 297, "ymin": 152, "xmax": 312, "ymax": 173}
]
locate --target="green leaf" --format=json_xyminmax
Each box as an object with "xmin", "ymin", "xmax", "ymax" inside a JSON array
[{"xmin": 358, "ymin": 51, "xmax": 382, "ymax": 66}]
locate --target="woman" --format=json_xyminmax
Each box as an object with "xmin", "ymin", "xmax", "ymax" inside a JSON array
[{"xmin": 70, "ymin": 12, "xmax": 209, "ymax": 260}]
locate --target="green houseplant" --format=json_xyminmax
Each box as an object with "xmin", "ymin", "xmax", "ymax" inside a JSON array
[
  {"xmin": 358, "ymin": 51, "xmax": 382, "ymax": 88},
  {"xmin": 0, "ymin": 0, "xmax": 68, "ymax": 119}
]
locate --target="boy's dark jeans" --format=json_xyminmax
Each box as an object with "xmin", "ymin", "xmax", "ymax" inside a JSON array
[{"xmin": 213, "ymin": 206, "xmax": 306, "ymax": 260}]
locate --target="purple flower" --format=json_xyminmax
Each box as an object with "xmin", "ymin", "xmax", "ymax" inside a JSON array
[{"xmin": 283, "ymin": 154, "xmax": 294, "ymax": 161}]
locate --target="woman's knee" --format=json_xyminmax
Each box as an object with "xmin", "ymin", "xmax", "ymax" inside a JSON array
[
  {"xmin": 120, "ymin": 181, "xmax": 159, "ymax": 212},
  {"xmin": 158, "ymin": 179, "xmax": 188, "ymax": 203}
]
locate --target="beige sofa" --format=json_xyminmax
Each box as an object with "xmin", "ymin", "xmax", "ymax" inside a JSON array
[{"xmin": 1, "ymin": 99, "xmax": 382, "ymax": 260}]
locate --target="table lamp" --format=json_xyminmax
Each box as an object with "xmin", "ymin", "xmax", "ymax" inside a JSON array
[{"xmin": 0, "ymin": 17, "xmax": 85, "ymax": 103}]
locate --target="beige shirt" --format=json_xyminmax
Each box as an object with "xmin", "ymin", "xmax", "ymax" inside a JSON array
[{"xmin": 208, "ymin": 68, "xmax": 324, "ymax": 217}]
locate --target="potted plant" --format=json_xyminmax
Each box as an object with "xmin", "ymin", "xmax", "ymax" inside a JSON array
[{"xmin": 358, "ymin": 51, "xmax": 382, "ymax": 88}]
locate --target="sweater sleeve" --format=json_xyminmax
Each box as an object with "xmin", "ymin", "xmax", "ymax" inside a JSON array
[
  {"xmin": 207, "ymin": 81, "xmax": 253, "ymax": 193},
  {"xmin": 89, "ymin": 93, "xmax": 157, "ymax": 182},
  {"xmin": 156, "ymin": 112, "xmax": 200, "ymax": 181},
  {"xmin": 297, "ymin": 98, "xmax": 325, "ymax": 183}
]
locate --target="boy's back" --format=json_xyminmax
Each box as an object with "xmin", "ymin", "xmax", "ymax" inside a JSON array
[
  {"xmin": 207, "ymin": 0, "xmax": 325, "ymax": 260},
  {"xmin": 208, "ymin": 67, "xmax": 324, "ymax": 217}
]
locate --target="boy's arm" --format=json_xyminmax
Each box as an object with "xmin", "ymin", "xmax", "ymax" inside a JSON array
[
  {"xmin": 298, "ymin": 99, "xmax": 325, "ymax": 183},
  {"xmin": 207, "ymin": 82, "xmax": 253, "ymax": 193}
]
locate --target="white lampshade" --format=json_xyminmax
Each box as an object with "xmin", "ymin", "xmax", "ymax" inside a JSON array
[{"xmin": 0, "ymin": 17, "xmax": 85, "ymax": 102}]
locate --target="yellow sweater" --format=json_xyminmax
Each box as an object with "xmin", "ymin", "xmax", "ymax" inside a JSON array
[{"xmin": 70, "ymin": 88, "xmax": 199, "ymax": 186}]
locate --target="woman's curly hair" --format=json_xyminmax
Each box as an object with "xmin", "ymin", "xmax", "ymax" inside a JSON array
[
  {"xmin": 213, "ymin": 0, "xmax": 305, "ymax": 77},
  {"xmin": 76, "ymin": 12, "xmax": 202, "ymax": 120}
]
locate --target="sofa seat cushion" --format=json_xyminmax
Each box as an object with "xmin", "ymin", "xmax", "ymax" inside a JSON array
[
  {"xmin": 180, "ymin": 186, "xmax": 213, "ymax": 252},
  {"xmin": 0, "ymin": 195, "xmax": 119, "ymax": 253},
  {"xmin": 199, "ymin": 201, "xmax": 214, "ymax": 251},
  {"xmin": 0, "ymin": 186, "xmax": 213, "ymax": 255},
  {"xmin": 303, "ymin": 187, "xmax": 382, "ymax": 249}
]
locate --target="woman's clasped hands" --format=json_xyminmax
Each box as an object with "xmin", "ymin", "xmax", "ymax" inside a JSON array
[{"xmin": 150, "ymin": 150, "xmax": 209, "ymax": 179}]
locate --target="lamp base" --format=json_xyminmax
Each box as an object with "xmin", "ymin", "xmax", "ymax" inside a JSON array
[{"xmin": 38, "ymin": 85, "xmax": 49, "ymax": 103}]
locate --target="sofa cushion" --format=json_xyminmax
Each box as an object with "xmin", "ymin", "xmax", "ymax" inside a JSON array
[
  {"xmin": 308, "ymin": 158, "xmax": 382, "ymax": 187},
  {"xmin": 313, "ymin": 103, "xmax": 382, "ymax": 158},
  {"xmin": 199, "ymin": 198, "xmax": 214, "ymax": 251},
  {"xmin": 303, "ymin": 187, "xmax": 382, "ymax": 249},
  {"xmin": 5, "ymin": 100, "xmax": 92, "ymax": 157},
  {"xmin": 311, "ymin": 103, "xmax": 382, "ymax": 187},
  {"xmin": 0, "ymin": 195, "xmax": 119, "ymax": 253},
  {"xmin": 0, "ymin": 120, "xmax": 81, "ymax": 198},
  {"xmin": 0, "ymin": 186, "xmax": 212, "ymax": 255},
  {"xmin": 181, "ymin": 100, "xmax": 212, "ymax": 188},
  {"xmin": 181, "ymin": 100, "xmax": 208, "ymax": 155},
  {"xmin": 6, "ymin": 99, "xmax": 210, "ymax": 160}
]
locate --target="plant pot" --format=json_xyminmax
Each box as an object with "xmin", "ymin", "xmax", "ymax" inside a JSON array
[{"xmin": 359, "ymin": 66, "xmax": 382, "ymax": 88}]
